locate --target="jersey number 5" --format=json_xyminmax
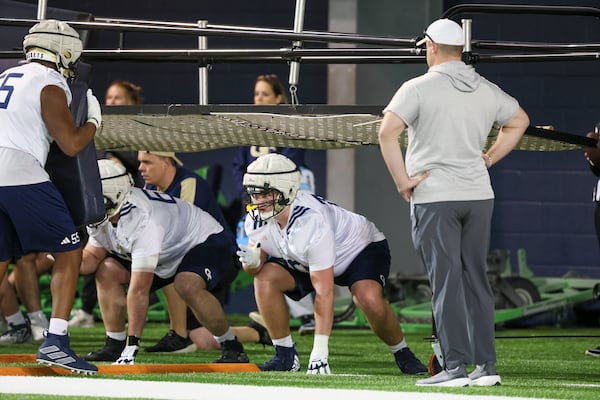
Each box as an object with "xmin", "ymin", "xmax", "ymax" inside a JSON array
[{"xmin": 0, "ymin": 73, "xmax": 24, "ymax": 109}]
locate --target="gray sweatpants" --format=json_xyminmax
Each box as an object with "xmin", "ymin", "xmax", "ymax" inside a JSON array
[{"xmin": 411, "ymin": 199, "xmax": 495, "ymax": 370}]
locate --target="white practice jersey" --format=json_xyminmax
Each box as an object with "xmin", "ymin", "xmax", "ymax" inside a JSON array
[
  {"xmin": 87, "ymin": 188, "xmax": 223, "ymax": 278},
  {"xmin": 245, "ymin": 191, "xmax": 385, "ymax": 276},
  {"xmin": 0, "ymin": 62, "xmax": 71, "ymax": 185}
]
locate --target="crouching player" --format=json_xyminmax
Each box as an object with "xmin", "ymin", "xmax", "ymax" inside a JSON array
[
  {"xmin": 237, "ymin": 153, "xmax": 427, "ymax": 374},
  {"xmin": 82, "ymin": 159, "xmax": 249, "ymax": 365}
]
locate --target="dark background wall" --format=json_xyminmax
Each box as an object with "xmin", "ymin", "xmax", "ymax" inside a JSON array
[{"xmin": 2, "ymin": 0, "xmax": 599, "ymax": 289}]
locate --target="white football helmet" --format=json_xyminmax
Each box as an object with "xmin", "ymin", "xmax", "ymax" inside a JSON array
[
  {"xmin": 23, "ymin": 19, "xmax": 83, "ymax": 79},
  {"xmin": 98, "ymin": 159, "xmax": 133, "ymax": 218},
  {"xmin": 243, "ymin": 153, "xmax": 301, "ymax": 221}
]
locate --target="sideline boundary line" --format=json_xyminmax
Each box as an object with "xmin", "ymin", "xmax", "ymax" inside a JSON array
[{"xmin": 0, "ymin": 376, "xmax": 561, "ymax": 400}]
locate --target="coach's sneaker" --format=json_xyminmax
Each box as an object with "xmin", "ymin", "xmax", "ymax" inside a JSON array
[
  {"xmin": 259, "ymin": 344, "xmax": 301, "ymax": 372},
  {"xmin": 416, "ymin": 365, "xmax": 470, "ymax": 387},
  {"xmin": 83, "ymin": 336, "xmax": 126, "ymax": 362},
  {"xmin": 394, "ymin": 347, "xmax": 428, "ymax": 375},
  {"xmin": 585, "ymin": 346, "xmax": 600, "ymax": 357},
  {"xmin": 145, "ymin": 330, "xmax": 197, "ymax": 353},
  {"xmin": 0, "ymin": 322, "xmax": 33, "ymax": 344},
  {"xmin": 469, "ymin": 363, "xmax": 502, "ymax": 386},
  {"xmin": 215, "ymin": 338, "xmax": 249, "ymax": 363},
  {"xmin": 36, "ymin": 332, "xmax": 98, "ymax": 375}
]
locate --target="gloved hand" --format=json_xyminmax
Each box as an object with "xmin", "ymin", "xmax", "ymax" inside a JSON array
[
  {"xmin": 307, "ymin": 354, "xmax": 331, "ymax": 375},
  {"xmin": 113, "ymin": 344, "xmax": 139, "ymax": 365},
  {"xmin": 307, "ymin": 334, "xmax": 331, "ymax": 375},
  {"xmin": 86, "ymin": 88, "xmax": 102, "ymax": 129},
  {"xmin": 236, "ymin": 243, "xmax": 261, "ymax": 269}
]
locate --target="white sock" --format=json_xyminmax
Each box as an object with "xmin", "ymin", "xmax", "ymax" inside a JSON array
[
  {"xmin": 213, "ymin": 327, "xmax": 235, "ymax": 344},
  {"xmin": 272, "ymin": 335, "xmax": 294, "ymax": 348},
  {"xmin": 107, "ymin": 331, "xmax": 127, "ymax": 341},
  {"xmin": 5, "ymin": 311, "xmax": 26, "ymax": 326},
  {"xmin": 48, "ymin": 318, "xmax": 68, "ymax": 335},
  {"xmin": 390, "ymin": 339, "xmax": 407, "ymax": 353}
]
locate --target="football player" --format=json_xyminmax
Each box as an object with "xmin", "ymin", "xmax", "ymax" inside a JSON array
[
  {"xmin": 0, "ymin": 19, "xmax": 101, "ymax": 374},
  {"xmin": 81, "ymin": 159, "xmax": 249, "ymax": 365},
  {"xmin": 237, "ymin": 153, "xmax": 427, "ymax": 375}
]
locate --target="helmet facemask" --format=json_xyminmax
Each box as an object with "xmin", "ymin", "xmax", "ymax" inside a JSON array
[
  {"xmin": 23, "ymin": 19, "xmax": 83, "ymax": 80},
  {"xmin": 245, "ymin": 186, "xmax": 289, "ymax": 222},
  {"xmin": 242, "ymin": 153, "xmax": 301, "ymax": 223}
]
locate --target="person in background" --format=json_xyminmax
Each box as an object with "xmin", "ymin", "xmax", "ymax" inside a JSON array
[
  {"xmin": 378, "ymin": 19, "xmax": 529, "ymax": 387},
  {"xmin": 232, "ymin": 74, "xmax": 316, "ymax": 335},
  {"xmin": 584, "ymin": 122, "xmax": 600, "ymax": 248},
  {"xmin": 0, "ymin": 252, "xmax": 53, "ymax": 343},
  {"xmin": 69, "ymin": 79, "xmax": 145, "ymax": 329},
  {"xmin": 0, "ymin": 19, "xmax": 101, "ymax": 374},
  {"xmin": 238, "ymin": 153, "xmax": 427, "ymax": 374},
  {"xmin": 103, "ymin": 79, "xmax": 145, "ymax": 188},
  {"xmin": 583, "ymin": 121, "xmax": 600, "ymax": 357}
]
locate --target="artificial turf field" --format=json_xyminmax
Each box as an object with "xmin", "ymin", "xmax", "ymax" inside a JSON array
[{"xmin": 0, "ymin": 320, "xmax": 598, "ymax": 399}]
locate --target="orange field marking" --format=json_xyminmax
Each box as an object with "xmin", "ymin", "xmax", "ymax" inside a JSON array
[
  {"xmin": 0, "ymin": 360, "xmax": 260, "ymax": 376},
  {"xmin": 0, "ymin": 354, "xmax": 36, "ymax": 363}
]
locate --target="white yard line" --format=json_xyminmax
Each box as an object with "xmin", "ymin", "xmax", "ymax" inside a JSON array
[
  {"xmin": 562, "ymin": 383, "xmax": 600, "ymax": 388},
  {"xmin": 0, "ymin": 376, "xmax": 559, "ymax": 400}
]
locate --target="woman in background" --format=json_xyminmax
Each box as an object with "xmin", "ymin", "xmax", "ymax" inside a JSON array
[{"xmin": 232, "ymin": 74, "xmax": 316, "ymax": 334}]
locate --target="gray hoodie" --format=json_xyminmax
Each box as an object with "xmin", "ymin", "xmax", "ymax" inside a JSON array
[
  {"xmin": 383, "ymin": 60, "xmax": 519, "ymax": 204},
  {"xmin": 430, "ymin": 61, "xmax": 481, "ymax": 92}
]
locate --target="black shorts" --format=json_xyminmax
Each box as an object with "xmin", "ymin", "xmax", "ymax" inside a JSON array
[{"xmin": 273, "ymin": 239, "xmax": 391, "ymax": 301}]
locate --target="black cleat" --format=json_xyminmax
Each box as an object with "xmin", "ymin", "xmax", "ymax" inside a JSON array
[{"xmin": 83, "ymin": 336, "xmax": 126, "ymax": 362}]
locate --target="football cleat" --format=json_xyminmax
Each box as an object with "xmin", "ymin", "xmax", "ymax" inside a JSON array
[{"xmin": 37, "ymin": 332, "xmax": 98, "ymax": 375}]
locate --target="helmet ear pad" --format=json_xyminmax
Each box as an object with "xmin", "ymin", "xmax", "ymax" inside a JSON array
[
  {"xmin": 23, "ymin": 19, "xmax": 82, "ymax": 77},
  {"xmin": 97, "ymin": 159, "xmax": 133, "ymax": 218}
]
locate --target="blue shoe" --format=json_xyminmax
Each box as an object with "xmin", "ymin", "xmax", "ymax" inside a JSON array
[
  {"xmin": 36, "ymin": 331, "xmax": 98, "ymax": 375},
  {"xmin": 394, "ymin": 347, "xmax": 428, "ymax": 375},
  {"xmin": 259, "ymin": 344, "xmax": 301, "ymax": 371}
]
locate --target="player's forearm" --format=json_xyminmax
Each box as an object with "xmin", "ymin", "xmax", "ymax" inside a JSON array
[
  {"xmin": 126, "ymin": 290, "xmax": 149, "ymax": 338},
  {"xmin": 313, "ymin": 289, "xmax": 334, "ymax": 336}
]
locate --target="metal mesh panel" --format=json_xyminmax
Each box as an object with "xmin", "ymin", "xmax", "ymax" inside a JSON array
[{"xmin": 96, "ymin": 105, "xmax": 584, "ymax": 152}]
